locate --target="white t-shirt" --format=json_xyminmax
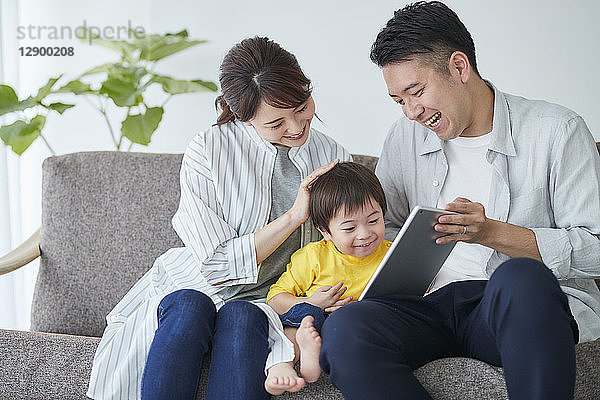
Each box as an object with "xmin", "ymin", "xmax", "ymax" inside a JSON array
[{"xmin": 430, "ymin": 132, "xmax": 493, "ymax": 292}]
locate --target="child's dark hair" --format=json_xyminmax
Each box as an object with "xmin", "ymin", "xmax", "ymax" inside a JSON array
[
  {"xmin": 370, "ymin": 1, "xmax": 479, "ymax": 77},
  {"xmin": 310, "ymin": 162, "xmax": 387, "ymax": 234},
  {"xmin": 215, "ymin": 36, "xmax": 312, "ymax": 125}
]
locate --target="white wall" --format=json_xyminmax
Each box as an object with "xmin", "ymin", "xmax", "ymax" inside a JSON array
[
  {"xmin": 1, "ymin": 0, "xmax": 599, "ymax": 329},
  {"xmin": 9, "ymin": 0, "xmax": 600, "ymax": 159},
  {"xmin": 149, "ymin": 0, "xmax": 600, "ymax": 152}
]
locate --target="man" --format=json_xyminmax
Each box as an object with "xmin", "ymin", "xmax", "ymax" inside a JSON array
[{"xmin": 319, "ymin": 2, "xmax": 600, "ymax": 399}]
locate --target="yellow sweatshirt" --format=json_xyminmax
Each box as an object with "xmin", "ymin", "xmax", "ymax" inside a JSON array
[{"xmin": 266, "ymin": 238, "xmax": 391, "ymax": 303}]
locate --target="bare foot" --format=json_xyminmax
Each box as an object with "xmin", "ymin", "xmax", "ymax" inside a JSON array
[
  {"xmin": 296, "ymin": 315, "xmax": 322, "ymax": 383},
  {"xmin": 264, "ymin": 362, "xmax": 306, "ymax": 395}
]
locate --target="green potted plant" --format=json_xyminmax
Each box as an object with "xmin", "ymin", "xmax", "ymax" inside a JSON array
[{"xmin": 0, "ymin": 29, "xmax": 218, "ymax": 155}]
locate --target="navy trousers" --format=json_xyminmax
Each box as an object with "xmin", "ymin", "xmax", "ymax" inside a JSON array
[
  {"xmin": 320, "ymin": 258, "xmax": 579, "ymax": 400},
  {"xmin": 141, "ymin": 290, "xmax": 270, "ymax": 400},
  {"xmin": 280, "ymin": 302, "xmax": 327, "ymax": 333}
]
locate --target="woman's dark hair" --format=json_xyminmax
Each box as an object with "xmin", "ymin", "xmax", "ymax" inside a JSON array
[
  {"xmin": 370, "ymin": 1, "xmax": 479, "ymax": 76},
  {"xmin": 310, "ymin": 162, "xmax": 387, "ymax": 234},
  {"xmin": 215, "ymin": 36, "xmax": 312, "ymax": 125}
]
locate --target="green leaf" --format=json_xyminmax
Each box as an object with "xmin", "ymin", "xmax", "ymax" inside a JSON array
[
  {"xmin": 144, "ymin": 39, "xmax": 205, "ymax": 61},
  {"xmin": 54, "ymin": 79, "xmax": 95, "ymax": 95},
  {"xmin": 0, "ymin": 86, "xmax": 38, "ymax": 116},
  {"xmin": 165, "ymin": 30, "xmax": 189, "ymax": 39},
  {"xmin": 0, "ymin": 85, "xmax": 19, "ymax": 109},
  {"xmin": 190, "ymin": 79, "xmax": 218, "ymax": 92},
  {"xmin": 0, "ymin": 115, "xmax": 46, "ymax": 155},
  {"xmin": 34, "ymin": 76, "xmax": 63, "ymax": 101},
  {"xmin": 46, "ymin": 102, "xmax": 75, "ymax": 114},
  {"xmin": 122, "ymin": 65, "xmax": 147, "ymax": 81},
  {"xmin": 79, "ymin": 62, "xmax": 117, "ymax": 77},
  {"xmin": 133, "ymin": 30, "xmax": 206, "ymax": 61},
  {"xmin": 100, "ymin": 73, "xmax": 143, "ymax": 107},
  {"xmin": 121, "ymin": 107, "xmax": 164, "ymax": 145},
  {"xmin": 103, "ymin": 64, "xmax": 147, "ymax": 82},
  {"xmin": 79, "ymin": 28, "xmax": 138, "ymax": 61},
  {"xmin": 0, "ymin": 95, "xmax": 38, "ymax": 116},
  {"xmin": 150, "ymin": 74, "xmax": 218, "ymax": 94},
  {"xmin": 98, "ymin": 66, "xmax": 147, "ymax": 106}
]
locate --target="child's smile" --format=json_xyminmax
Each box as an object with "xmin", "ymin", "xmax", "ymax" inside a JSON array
[{"xmin": 321, "ymin": 198, "xmax": 385, "ymax": 259}]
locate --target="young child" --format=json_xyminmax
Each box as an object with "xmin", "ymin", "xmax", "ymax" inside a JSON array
[{"xmin": 264, "ymin": 162, "xmax": 392, "ymax": 395}]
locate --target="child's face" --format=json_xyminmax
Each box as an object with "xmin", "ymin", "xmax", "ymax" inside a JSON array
[{"xmin": 320, "ymin": 198, "xmax": 385, "ymax": 258}]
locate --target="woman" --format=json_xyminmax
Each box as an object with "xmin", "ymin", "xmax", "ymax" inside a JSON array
[{"xmin": 87, "ymin": 36, "xmax": 351, "ymax": 400}]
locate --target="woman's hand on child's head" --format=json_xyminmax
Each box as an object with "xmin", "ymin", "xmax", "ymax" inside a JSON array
[
  {"xmin": 306, "ymin": 281, "xmax": 348, "ymax": 310},
  {"xmin": 288, "ymin": 159, "xmax": 339, "ymax": 225}
]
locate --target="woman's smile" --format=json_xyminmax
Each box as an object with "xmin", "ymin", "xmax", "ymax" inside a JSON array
[{"xmin": 283, "ymin": 123, "xmax": 307, "ymax": 141}]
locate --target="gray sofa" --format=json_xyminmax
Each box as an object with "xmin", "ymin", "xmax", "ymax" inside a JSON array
[{"xmin": 0, "ymin": 148, "xmax": 599, "ymax": 399}]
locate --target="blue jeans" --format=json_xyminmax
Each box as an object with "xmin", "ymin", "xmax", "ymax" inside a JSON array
[
  {"xmin": 280, "ymin": 302, "xmax": 326, "ymax": 334},
  {"xmin": 320, "ymin": 258, "xmax": 579, "ymax": 400},
  {"xmin": 141, "ymin": 290, "xmax": 270, "ymax": 400}
]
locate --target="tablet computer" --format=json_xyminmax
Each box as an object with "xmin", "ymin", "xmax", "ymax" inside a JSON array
[{"xmin": 358, "ymin": 206, "xmax": 457, "ymax": 300}]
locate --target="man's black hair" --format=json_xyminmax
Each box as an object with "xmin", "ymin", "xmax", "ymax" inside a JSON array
[{"xmin": 370, "ymin": 1, "xmax": 479, "ymax": 76}]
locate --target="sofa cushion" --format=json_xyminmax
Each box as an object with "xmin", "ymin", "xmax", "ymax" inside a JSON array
[
  {"xmin": 414, "ymin": 358, "xmax": 507, "ymax": 399},
  {"xmin": 0, "ymin": 329, "xmax": 100, "ymax": 399},
  {"xmin": 6, "ymin": 331, "xmax": 598, "ymax": 399}
]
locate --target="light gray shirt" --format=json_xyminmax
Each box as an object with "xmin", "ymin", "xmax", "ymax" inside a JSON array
[
  {"xmin": 227, "ymin": 145, "xmax": 303, "ymax": 301},
  {"xmin": 375, "ymin": 82, "xmax": 600, "ymax": 342}
]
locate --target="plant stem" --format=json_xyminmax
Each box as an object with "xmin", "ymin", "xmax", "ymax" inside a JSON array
[
  {"xmin": 82, "ymin": 95, "xmax": 98, "ymax": 112},
  {"xmin": 161, "ymin": 95, "xmax": 173, "ymax": 108},
  {"xmin": 84, "ymin": 96, "xmax": 119, "ymax": 149},
  {"xmin": 100, "ymin": 107, "xmax": 119, "ymax": 150},
  {"xmin": 39, "ymin": 134, "xmax": 57, "ymax": 155},
  {"xmin": 117, "ymin": 107, "xmax": 132, "ymax": 150},
  {"xmin": 127, "ymin": 141, "xmax": 134, "ymax": 151}
]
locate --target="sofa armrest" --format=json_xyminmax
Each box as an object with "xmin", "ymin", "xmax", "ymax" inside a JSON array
[
  {"xmin": 0, "ymin": 228, "xmax": 41, "ymax": 276},
  {"xmin": 0, "ymin": 328, "xmax": 100, "ymax": 399}
]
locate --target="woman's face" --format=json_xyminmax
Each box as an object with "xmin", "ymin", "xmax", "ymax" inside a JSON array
[{"xmin": 246, "ymin": 96, "xmax": 315, "ymax": 147}]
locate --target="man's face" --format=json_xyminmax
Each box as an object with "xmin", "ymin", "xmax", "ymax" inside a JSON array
[{"xmin": 382, "ymin": 58, "xmax": 471, "ymax": 140}]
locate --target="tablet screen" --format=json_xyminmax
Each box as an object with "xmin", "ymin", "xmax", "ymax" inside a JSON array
[{"xmin": 359, "ymin": 206, "xmax": 457, "ymax": 300}]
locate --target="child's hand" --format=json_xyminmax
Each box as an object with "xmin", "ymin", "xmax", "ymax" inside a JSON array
[
  {"xmin": 324, "ymin": 297, "xmax": 353, "ymax": 313},
  {"xmin": 306, "ymin": 281, "xmax": 350, "ymax": 310}
]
